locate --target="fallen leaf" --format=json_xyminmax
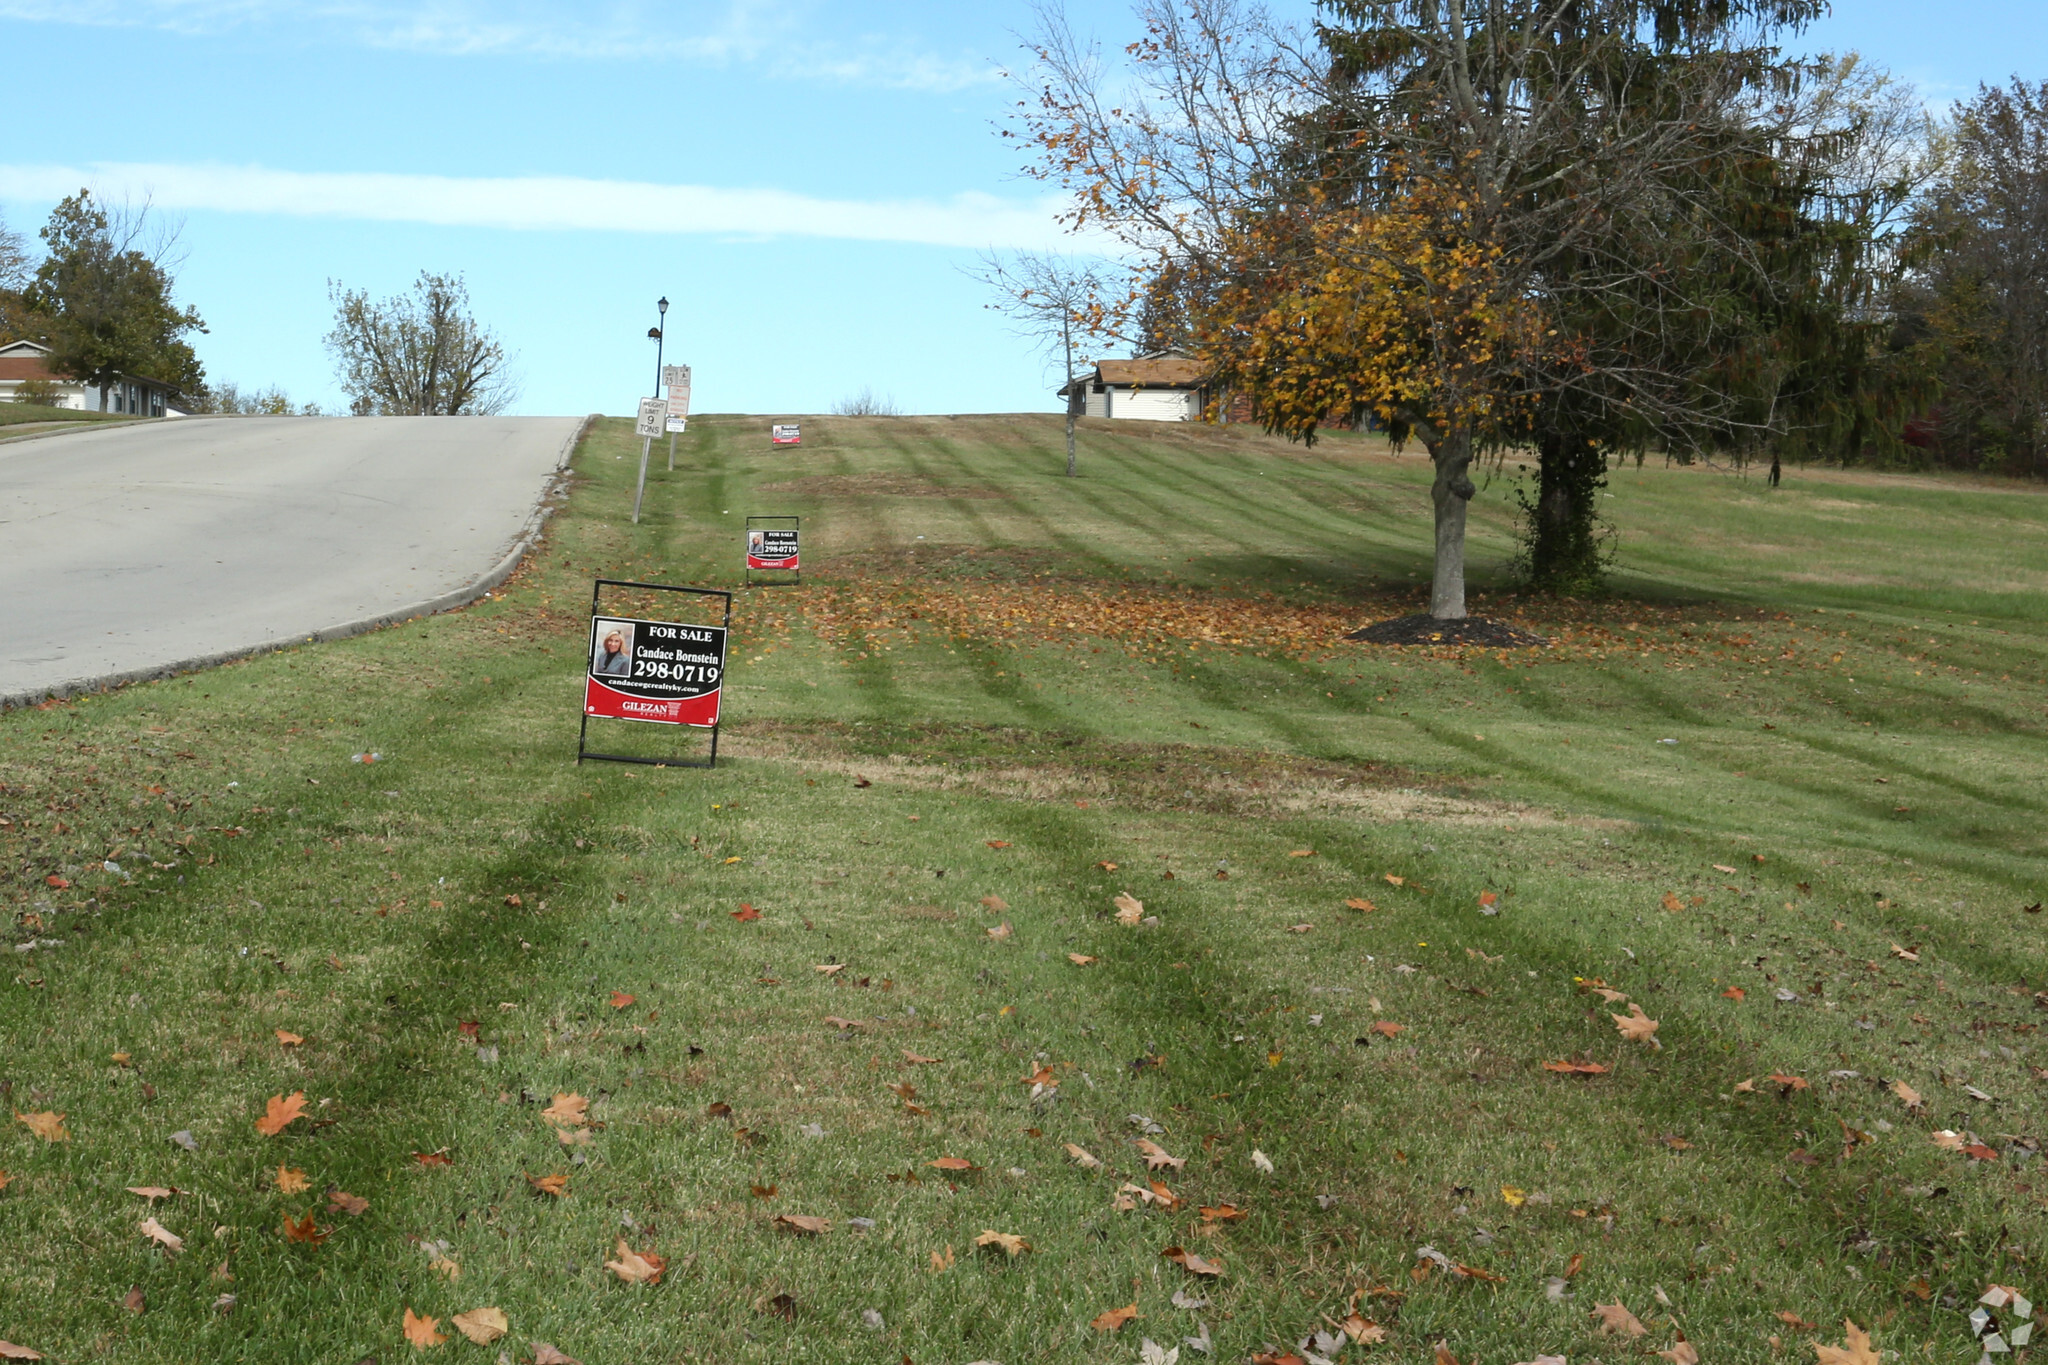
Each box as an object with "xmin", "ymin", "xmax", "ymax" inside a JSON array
[
  {"xmin": 1501, "ymin": 1185, "xmax": 1527, "ymax": 1207},
  {"xmin": 138, "ymin": 1217, "xmax": 183, "ymax": 1255},
  {"xmin": 1286, "ymin": 923, "xmax": 1314, "ymax": 934},
  {"xmin": 1769, "ymin": 1073, "xmax": 1811, "ymax": 1091},
  {"xmin": 775, "ymin": 1214, "xmax": 831, "ymax": 1236},
  {"xmin": 451, "ymin": 1307, "xmax": 508, "ymax": 1345},
  {"xmin": 902, "ymin": 1050, "xmax": 941, "ymax": 1064},
  {"xmin": 929, "ymin": 1156, "xmax": 977, "ymax": 1172},
  {"xmin": 731, "ymin": 904, "xmax": 761, "ymax": 921},
  {"xmin": 1542, "ymin": 1059, "xmax": 1610, "ymax": 1076},
  {"xmin": 402, "ymin": 1306, "xmax": 446, "ymax": 1349},
  {"xmin": 1592, "ymin": 987, "xmax": 1629, "ymax": 1003},
  {"xmin": 1096, "ymin": 861, "xmax": 1119, "ymax": 871},
  {"xmin": 1478, "ymin": 890, "xmax": 1499, "ymax": 912},
  {"xmin": 1114, "ymin": 893, "xmax": 1145, "ymax": 925},
  {"xmin": 1776, "ymin": 1310, "xmax": 1817, "ymax": 1331},
  {"xmin": 274, "ymin": 1166, "xmax": 310, "ymax": 1194},
  {"xmin": 1370, "ymin": 1020, "xmax": 1405, "ymax": 1038},
  {"xmin": 126, "ymin": 1185, "xmax": 175, "ymax": 1200},
  {"xmin": 814, "ymin": 963, "xmax": 845, "ymax": 976},
  {"xmin": 122, "ymin": 1285, "xmax": 145, "ymax": 1315},
  {"xmin": 531, "ymin": 1344, "xmax": 582, "ymax": 1365},
  {"xmin": 1963, "ymin": 1142, "xmax": 2000, "ymax": 1161},
  {"xmin": 413, "ymin": 1150, "xmax": 454, "ymax": 1168},
  {"xmin": 609, "ymin": 991, "xmax": 636, "ymax": 1009},
  {"xmin": 254, "ymin": 1092, "xmax": 308, "ymax": 1137},
  {"xmin": 974, "ymin": 1229, "xmax": 1030, "ymax": 1256},
  {"xmin": 1345, "ymin": 897, "xmax": 1377, "ymax": 912},
  {"xmin": 1590, "ymin": 1301, "xmax": 1646, "ymax": 1337},
  {"xmin": 986, "ymin": 840, "xmax": 1012, "ymax": 849},
  {"xmin": 1813, "ymin": 1319, "xmax": 1879, "ymax": 1365},
  {"xmin": 1135, "ymin": 1139, "xmax": 1185, "ymax": 1170},
  {"xmin": 526, "ymin": 1172, "xmax": 569, "ymax": 1198},
  {"xmin": 1930, "ymin": 1130, "xmax": 1965, "ymax": 1151},
  {"xmin": 1890, "ymin": 1080, "xmax": 1923, "ymax": 1111},
  {"xmin": 985, "ymin": 922, "xmax": 1013, "ymax": 941},
  {"xmin": 1662, "ymin": 892, "xmax": 1686, "ymax": 913},
  {"xmin": 1890, "ymin": 944, "xmax": 1920, "ymax": 963},
  {"xmin": 1022, "ymin": 1065, "xmax": 1057, "ymax": 1088},
  {"xmin": 15, "ymin": 1111, "xmax": 69, "ymax": 1143},
  {"xmin": 1659, "ymin": 1339, "xmax": 1700, "ymax": 1365},
  {"xmin": 280, "ymin": 1209, "xmax": 328, "ymax": 1245},
  {"xmin": 275, "ymin": 1030, "xmax": 304, "ymax": 1047},
  {"xmin": 1199, "ymin": 1203, "xmax": 1248, "ymax": 1221},
  {"xmin": 0, "ymin": 1344, "xmax": 43, "ymax": 1360},
  {"xmin": 1064, "ymin": 1143, "xmax": 1105, "ymax": 1170},
  {"xmin": 824, "ymin": 1015, "xmax": 866, "ymax": 1029},
  {"xmin": 541, "ymin": 1093, "xmax": 589, "ymax": 1128},
  {"xmin": 1092, "ymin": 1303, "xmax": 1139, "ymax": 1331},
  {"xmin": 1161, "ymin": 1246, "xmax": 1223, "ymax": 1276},
  {"xmin": 603, "ymin": 1239, "xmax": 667, "ymax": 1284},
  {"xmin": 1251, "ymin": 1149, "xmax": 1275, "ymax": 1173},
  {"xmin": 111, "ymin": 1052, "xmax": 132, "ymax": 1067},
  {"xmin": 1723, "ymin": 987, "xmax": 1746, "ymax": 1002},
  {"xmin": 1068, "ymin": 953, "xmax": 1098, "ymax": 965},
  {"xmin": 1612, "ymin": 1004, "xmax": 1660, "ymax": 1048},
  {"xmin": 328, "ymin": 1191, "xmax": 369, "ymax": 1216}
]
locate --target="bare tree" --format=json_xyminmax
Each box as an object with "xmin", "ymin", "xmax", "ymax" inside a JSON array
[
  {"xmin": 832, "ymin": 386, "xmax": 903, "ymax": 416},
  {"xmin": 325, "ymin": 272, "xmax": 516, "ymax": 416},
  {"xmin": 0, "ymin": 208, "xmax": 33, "ymax": 346},
  {"xmin": 967, "ymin": 250, "xmax": 1120, "ymax": 475}
]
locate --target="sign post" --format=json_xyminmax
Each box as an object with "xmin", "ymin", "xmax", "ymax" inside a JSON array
[
  {"xmin": 662, "ymin": 365, "xmax": 691, "ymax": 470},
  {"xmin": 579, "ymin": 578, "xmax": 732, "ymax": 768},
  {"xmin": 632, "ymin": 397, "xmax": 668, "ymax": 523},
  {"xmin": 744, "ymin": 515, "xmax": 801, "ymax": 587}
]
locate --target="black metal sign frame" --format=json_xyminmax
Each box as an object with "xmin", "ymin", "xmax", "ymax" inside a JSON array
[
  {"xmin": 577, "ymin": 578, "xmax": 733, "ymax": 769},
  {"xmin": 744, "ymin": 514, "xmax": 801, "ymax": 587}
]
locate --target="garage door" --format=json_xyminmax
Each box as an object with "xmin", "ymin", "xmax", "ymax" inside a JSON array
[{"xmin": 1112, "ymin": 388, "xmax": 1194, "ymax": 421}]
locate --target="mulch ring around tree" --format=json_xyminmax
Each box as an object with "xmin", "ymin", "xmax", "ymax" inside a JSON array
[{"xmin": 1346, "ymin": 614, "xmax": 1551, "ymax": 648}]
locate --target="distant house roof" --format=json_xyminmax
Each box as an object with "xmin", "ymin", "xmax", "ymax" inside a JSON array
[
  {"xmin": 1057, "ymin": 349, "xmax": 1207, "ymax": 397},
  {"xmin": 0, "ymin": 340, "xmax": 55, "ymax": 383}
]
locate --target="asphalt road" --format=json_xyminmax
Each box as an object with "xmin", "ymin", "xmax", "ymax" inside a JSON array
[{"xmin": 0, "ymin": 415, "xmax": 583, "ymax": 704}]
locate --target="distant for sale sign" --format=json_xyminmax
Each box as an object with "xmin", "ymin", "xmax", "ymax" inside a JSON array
[
  {"xmin": 771, "ymin": 423, "xmax": 801, "ymax": 445},
  {"xmin": 584, "ymin": 615, "xmax": 727, "ymax": 727},
  {"xmin": 746, "ymin": 528, "xmax": 800, "ymax": 571}
]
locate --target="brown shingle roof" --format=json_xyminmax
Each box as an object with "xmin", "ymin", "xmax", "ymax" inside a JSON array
[
  {"xmin": 0, "ymin": 356, "xmax": 57, "ymax": 382},
  {"xmin": 1096, "ymin": 357, "xmax": 1205, "ymax": 387}
]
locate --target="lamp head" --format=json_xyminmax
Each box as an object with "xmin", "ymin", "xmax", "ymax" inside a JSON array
[
  {"xmin": 647, "ymin": 327, "xmax": 662, "ymax": 340},
  {"xmin": 658, "ymin": 296, "xmax": 669, "ymax": 316}
]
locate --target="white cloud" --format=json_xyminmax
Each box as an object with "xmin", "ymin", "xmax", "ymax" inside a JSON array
[
  {"xmin": 0, "ymin": 0, "xmax": 1003, "ymax": 92},
  {"xmin": 0, "ymin": 160, "xmax": 1098, "ymax": 251}
]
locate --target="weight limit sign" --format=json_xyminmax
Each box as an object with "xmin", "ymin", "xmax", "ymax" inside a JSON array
[{"xmin": 578, "ymin": 579, "xmax": 732, "ymax": 768}]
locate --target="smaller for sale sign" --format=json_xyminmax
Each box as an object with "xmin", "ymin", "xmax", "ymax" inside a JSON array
[
  {"xmin": 771, "ymin": 423, "xmax": 801, "ymax": 445},
  {"xmin": 585, "ymin": 616, "xmax": 727, "ymax": 727},
  {"xmin": 746, "ymin": 527, "xmax": 799, "ymax": 571}
]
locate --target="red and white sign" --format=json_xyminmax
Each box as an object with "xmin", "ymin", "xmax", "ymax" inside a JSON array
[
  {"xmin": 585, "ymin": 615, "xmax": 727, "ymax": 728},
  {"xmin": 771, "ymin": 423, "xmax": 801, "ymax": 445},
  {"xmin": 746, "ymin": 528, "xmax": 799, "ymax": 571}
]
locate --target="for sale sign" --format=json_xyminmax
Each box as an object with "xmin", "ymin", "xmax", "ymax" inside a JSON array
[
  {"xmin": 584, "ymin": 615, "xmax": 727, "ymax": 728},
  {"xmin": 771, "ymin": 423, "xmax": 801, "ymax": 445},
  {"xmin": 746, "ymin": 527, "xmax": 799, "ymax": 571}
]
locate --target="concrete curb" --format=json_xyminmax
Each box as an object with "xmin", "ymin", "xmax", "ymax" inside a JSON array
[
  {"xmin": 0, "ymin": 413, "xmax": 601, "ymax": 713},
  {"xmin": 0, "ymin": 415, "xmax": 160, "ymax": 448}
]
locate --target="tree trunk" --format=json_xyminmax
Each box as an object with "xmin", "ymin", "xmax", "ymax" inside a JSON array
[
  {"xmin": 1429, "ymin": 425, "xmax": 1477, "ymax": 619},
  {"xmin": 1525, "ymin": 429, "xmax": 1609, "ymax": 594},
  {"xmin": 1066, "ymin": 408, "xmax": 1078, "ymax": 477}
]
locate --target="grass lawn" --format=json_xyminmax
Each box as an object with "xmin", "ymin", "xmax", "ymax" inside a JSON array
[
  {"xmin": 0, "ymin": 405, "xmax": 135, "ymax": 428},
  {"xmin": 3, "ymin": 412, "xmax": 2045, "ymax": 1365}
]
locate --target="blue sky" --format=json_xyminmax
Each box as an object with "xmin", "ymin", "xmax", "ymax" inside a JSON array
[{"xmin": 1, "ymin": 1, "xmax": 2041, "ymax": 417}]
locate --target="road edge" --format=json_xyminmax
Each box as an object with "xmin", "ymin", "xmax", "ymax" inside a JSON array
[{"xmin": 0, "ymin": 413, "xmax": 601, "ymax": 713}]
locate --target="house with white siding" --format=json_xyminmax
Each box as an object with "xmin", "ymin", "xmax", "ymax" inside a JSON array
[
  {"xmin": 1058, "ymin": 349, "xmax": 1209, "ymax": 422},
  {"xmin": 0, "ymin": 338, "xmax": 190, "ymax": 416}
]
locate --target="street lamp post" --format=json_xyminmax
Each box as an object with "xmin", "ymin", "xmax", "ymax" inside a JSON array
[{"xmin": 632, "ymin": 296, "xmax": 670, "ymax": 526}]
